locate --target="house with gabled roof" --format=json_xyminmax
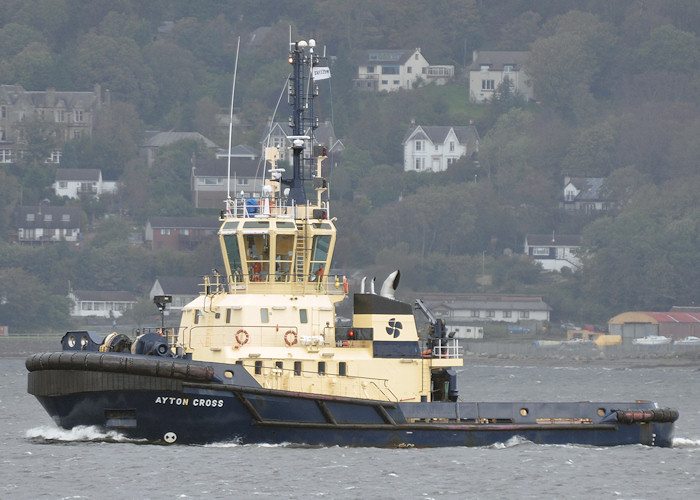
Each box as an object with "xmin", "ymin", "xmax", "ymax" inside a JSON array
[
  {"xmin": 354, "ymin": 48, "xmax": 454, "ymax": 92},
  {"xmin": 561, "ymin": 176, "xmax": 612, "ymax": 213},
  {"xmin": 191, "ymin": 155, "xmax": 263, "ymax": 209},
  {"xmin": 419, "ymin": 293, "xmax": 551, "ymax": 334},
  {"xmin": 402, "ymin": 125, "xmax": 479, "ymax": 173},
  {"xmin": 524, "ymin": 233, "xmax": 582, "ymax": 272},
  {"xmin": 144, "ymin": 216, "xmax": 219, "ymax": 250},
  {"xmin": 68, "ymin": 289, "xmax": 137, "ymax": 318},
  {"xmin": 0, "ymin": 84, "xmax": 104, "ymax": 164},
  {"xmin": 261, "ymin": 120, "xmax": 343, "ymax": 163},
  {"xmin": 140, "ymin": 131, "xmax": 219, "ymax": 167},
  {"xmin": 12, "ymin": 205, "xmax": 83, "ymax": 244},
  {"xmin": 467, "ymin": 51, "xmax": 533, "ymax": 103},
  {"xmin": 149, "ymin": 276, "xmax": 201, "ymax": 315},
  {"xmin": 53, "ymin": 168, "xmax": 118, "ymax": 199}
]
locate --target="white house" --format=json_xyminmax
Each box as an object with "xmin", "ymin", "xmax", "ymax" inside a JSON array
[
  {"xmin": 260, "ymin": 120, "xmax": 343, "ymax": 163},
  {"xmin": 149, "ymin": 276, "xmax": 201, "ymax": 315},
  {"xmin": 68, "ymin": 290, "xmax": 137, "ymax": 318},
  {"xmin": 420, "ymin": 293, "xmax": 551, "ymax": 332},
  {"xmin": 402, "ymin": 125, "xmax": 479, "ymax": 173},
  {"xmin": 468, "ymin": 51, "xmax": 533, "ymax": 103},
  {"xmin": 53, "ymin": 168, "xmax": 117, "ymax": 199},
  {"xmin": 354, "ymin": 48, "xmax": 454, "ymax": 92},
  {"xmin": 13, "ymin": 205, "xmax": 83, "ymax": 244},
  {"xmin": 561, "ymin": 176, "xmax": 612, "ymax": 213},
  {"xmin": 524, "ymin": 234, "xmax": 582, "ymax": 272}
]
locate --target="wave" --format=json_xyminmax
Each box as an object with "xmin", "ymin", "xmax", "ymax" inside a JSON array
[
  {"xmin": 488, "ymin": 435, "xmax": 531, "ymax": 449},
  {"xmin": 25, "ymin": 425, "xmax": 138, "ymax": 443},
  {"xmin": 672, "ymin": 437, "xmax": 700, "ymax": 447}
]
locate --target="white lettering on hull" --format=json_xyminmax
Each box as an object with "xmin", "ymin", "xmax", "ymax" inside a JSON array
[{"xmin": 154, "ymin": 396, "xmax": 224, "ymax": 407}]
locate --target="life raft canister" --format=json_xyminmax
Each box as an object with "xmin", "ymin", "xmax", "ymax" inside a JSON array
[{"xmin": 284, "ymin": 330, "xmax": 298, "ymax": 346}]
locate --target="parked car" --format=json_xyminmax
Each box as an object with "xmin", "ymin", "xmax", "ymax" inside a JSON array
[{"xmin": 507, "ymin": 325, "xmax": 531, "ymax": 335}]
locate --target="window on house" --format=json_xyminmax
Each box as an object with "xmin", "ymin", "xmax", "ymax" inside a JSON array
[
  {"xmin": 471, "ymin": 310, "xmax": 480, "ymax": 317},
  {"xmin": 1, "ymin": 106, "xmax": 5, "ymax": 118},
  {"xmin": 160, "ymin": 228, "xmax": 171, "ymax": 235},
  {"xmin": 367, "ymin": 65, "xmax": 374, "ymax": 73},
  {"xmin": 503, "ymin": 311, "xmax": 512, "ymax": 318},
  {"xmin": 44, "ymin": 214, "xmax": 52, "ymax": 222},
  {"xmin": 487, "ymin": 310, "xmax": 495, "ymax": 318},
  {"xmin": 504, "ymin": 65, "xmax": 513, "ymax": 73},
  {"xmin": 26, "ymin": 214, "xmax": 35, "ymax": 221},
  {"xmin": 181, "ymin": 229, "xmax": 190, "ymax": 236},
  {"xmin": 381, "ymin": 80, "xmax": 388, "ymax": 85},
  {"xmin": 480, "ymin": 65, "xmax": 489, "ymax": 72},
  {"xmin": 415, "ymin": 141, "xmax": 422, "ymax": 151},
  {"xmin": 532, "ymin": 247, "xmax": 549, "ymax": 256},
  {"xmin": 449, "ymin": 141, "xmax": 455, "ymax": 152},
  {"xmin": 482, "ymin": 80, "xmax": 495, "ymax": 91},
  {"xmin": 62, "ymin": 214, "xmax": 70, "ymax": 222},
  {"xmin": 407, "ymin": 67, "xmax": 412, "ymax": 74},
  {"xmin": 75, "ymin": 110, "xmax": 83, "ymax": 122},
  {"xmin": 520, "ymin": 311, "xmax": 530, "ymax": 319},
  {"xmin": 56, "ymin": 110, "xmax": 65, "ymax": 122}
]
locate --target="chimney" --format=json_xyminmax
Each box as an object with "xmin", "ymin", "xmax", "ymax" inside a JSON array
[{"xmin": 46, "ymin": 87, "xmax": 56, "ymax": 107}]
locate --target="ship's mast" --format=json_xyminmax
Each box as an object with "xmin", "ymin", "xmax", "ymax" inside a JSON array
[{"xmin": 284, "ymin": 39, "xmax": 322, "ymax": 206}]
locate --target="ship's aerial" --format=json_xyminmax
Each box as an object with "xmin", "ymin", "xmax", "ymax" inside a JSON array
[{"xmin": 27, "ymin": 35, "xmax": 678, "ymax": 447}]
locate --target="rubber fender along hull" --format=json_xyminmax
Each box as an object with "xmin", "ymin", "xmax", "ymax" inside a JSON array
[{"xmin": 26, "ymin": 354, "xmax": 677, "ymax": 448}]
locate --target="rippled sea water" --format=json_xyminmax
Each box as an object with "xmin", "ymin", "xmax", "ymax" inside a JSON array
[{"xmin": 2, "ymin": 358, "xmax": 698, "ymax": 499}]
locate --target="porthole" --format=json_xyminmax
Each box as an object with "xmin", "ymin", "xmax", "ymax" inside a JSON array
[{"xmin": 520, "ymin": 408, "xmax": 529, "ymax": 416}]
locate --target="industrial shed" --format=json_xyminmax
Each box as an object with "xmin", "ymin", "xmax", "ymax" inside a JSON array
[{"xmin": 608, "ymin": 311, "xmax": 700, "ymax": 342}]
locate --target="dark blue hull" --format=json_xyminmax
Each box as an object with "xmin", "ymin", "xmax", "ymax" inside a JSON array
[{"xmin": 26, "ymin": 352, "xmax": 677, "ymax": 447}]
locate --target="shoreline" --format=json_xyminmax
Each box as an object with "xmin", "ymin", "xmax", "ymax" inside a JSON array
[{"xmin": 3, "ymin": 337, "xmax": 699, "ymax": 368}]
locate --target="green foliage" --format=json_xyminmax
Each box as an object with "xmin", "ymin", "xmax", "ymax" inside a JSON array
[{"xmin": 2, "ymin": 1, "xmax": 700, "ymax": 326}]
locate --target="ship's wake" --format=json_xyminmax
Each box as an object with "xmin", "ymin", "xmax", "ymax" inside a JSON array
[
  {"xmin": 25, "ymin": 425, "xmax": 141, "ymax": 444},
  {"xmin": 672, "ymin": 437, "xmax": 700, "ymax": 448}
]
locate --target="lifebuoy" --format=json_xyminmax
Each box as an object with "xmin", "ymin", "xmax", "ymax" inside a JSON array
[
  {"xmin": 284, "ymin": 330, "xmax": 298, "ymax": 346},
  {"xmin": 235, "ymin": 329, "xmax": 249, "ymax": 345},
  {"xmin": 343, "ymin": 276, "xmax": 348, "ymax": 294}
]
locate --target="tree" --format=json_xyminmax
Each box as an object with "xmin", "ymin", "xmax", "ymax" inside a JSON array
[
  {"xmin": 635, "ymin": 25, "xmax": 700, "ymax": 73},
  {"xmin": 0, "ymin": 267, "xmax": 70, "ymax": 332},
  {"xmin": 70, "ymin": 33, "xmax": 157, "ymax": 114},
  {"xmin": 528, "ymin": 11, "xmax": 617, "ymax": 120}
]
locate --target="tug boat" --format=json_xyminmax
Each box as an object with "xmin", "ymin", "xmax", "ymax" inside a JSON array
[{"xmin": 27, "ymin": 38, "xmax": 678, "ymax": 447}]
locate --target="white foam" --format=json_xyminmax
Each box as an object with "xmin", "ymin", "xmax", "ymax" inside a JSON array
[
  {"xmin": 672, "ymin": 437, "xmax": 700, "ymax": 447},
  {"xmin": 25, "ymin": 425, "xmax": 132, "ymax": 443}
]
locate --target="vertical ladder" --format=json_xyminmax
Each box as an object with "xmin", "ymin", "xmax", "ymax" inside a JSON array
[{"xmin": 295, "ymin": 223, "xmax": 306, "ymax": 280}]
